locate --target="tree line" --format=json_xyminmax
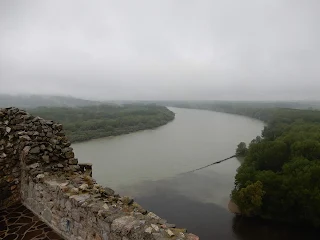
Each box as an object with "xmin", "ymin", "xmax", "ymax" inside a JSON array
[
  {"xmin": 29, "ymin": 104, "xmax": 175, "ymax": 142},
  {"xmin": 167, "ymin": 101, "xmax": 320, "ymax": 227},
  {"xmin": 232, "ymin": 106, "xmax": 320, "ymax": 227}
]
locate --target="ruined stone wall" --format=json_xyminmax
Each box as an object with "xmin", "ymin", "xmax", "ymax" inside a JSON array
[
  {"xmin": 0, "ymin": 108, "xmax": 21, "ymax": 207},
  {"xmin": 0, "ymin": 107, "xmax": 199, "ymax": 240},
  {"xmin": 0, "ymin": 107, "xmax": 78, "ymax": 208}
]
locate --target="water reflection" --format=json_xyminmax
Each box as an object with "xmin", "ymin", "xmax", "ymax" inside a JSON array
[
  {"xmin": 124, "ymin": 176, "xmax": 235, "ymax": 239},
  {"xmin": 73, "ymin": 108, "xmax": 318, "ymax": 239},
  {"xmin": 232, "ymin": 216, "xmax": 320, "ymax": 240},
  {"xmin": 120, "ymin": 171, "xmax": 320, "ymax": 240}
]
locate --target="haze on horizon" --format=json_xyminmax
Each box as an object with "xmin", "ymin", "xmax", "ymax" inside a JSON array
[{"xmin": 0, "ymin": 0, "xmax": 319, "ymax": 101}]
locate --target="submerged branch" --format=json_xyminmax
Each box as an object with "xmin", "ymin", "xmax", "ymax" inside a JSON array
[{"xmin": 182, "ymin": 155, "xmax": 236, "ymax": 174}]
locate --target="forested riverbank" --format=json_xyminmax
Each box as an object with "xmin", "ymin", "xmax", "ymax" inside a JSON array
[
  {"xmin": 232, "ymin": 107, "xmax": 320, "ymax": 227},
  {"xmin": 167, "ymin": 101, "xmax": 320, "ymax": 227},
  {"xmin": 29, "ymin": 104, "xmax": 175, "ymax": 142}
]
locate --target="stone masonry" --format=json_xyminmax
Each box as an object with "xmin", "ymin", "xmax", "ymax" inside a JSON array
[{"xmin": 0, "ymin": 107, "xmax": 199, "ymax": 240}]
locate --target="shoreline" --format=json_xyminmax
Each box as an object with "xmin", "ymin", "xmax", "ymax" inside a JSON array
[{"xmin": 70, "ymin": 116, "xmax": 175, "ymax": 144}]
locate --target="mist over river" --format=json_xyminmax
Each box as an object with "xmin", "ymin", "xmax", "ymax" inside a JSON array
[{"xmin": 73, "ymin": 107, "xmax": 320, "ymax": 240}]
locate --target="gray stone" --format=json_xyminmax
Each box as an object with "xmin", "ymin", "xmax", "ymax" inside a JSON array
[
  {"xmin": 43, "ymin": 208, "xmax": 52, "ymax": 223},
  {"xmin": 42, "ymin": 155, "xmax": 50, "ymax": 163},
  {"xmin": 147, "ymin": 212, "xmax": 161, "ymax": 220},
  {"xmin": 70, "ymin": 188, "xmax": 79, "ymax": 194},
  {"xmin": 36, "ymin": 174, "xmax": 45, "ymax": 180},
  {"xmin": 68, "ymin": 158, "xmax": 78, "ymax": 165},
  {"xmin": 122, "ymin": 196, "xmax": 134, "ymax": 205},
  {"xmin": 78, "ymin": 229, "xmax": 87, "ymax": 239},
  {"xmin": 29, "ymin": 146, "xmax": 40, "ymax": 154},
  {"xmin": 111, "ymin": 216, "xmax": 137, "ymax": 235},
  {"xmin": 30, "ymin": 168, "xmax": 43, "ymax": 176},
  {"xmin": 65, "ymin": 200, "xmax": 72, "ymax": 211},
  {"xmin": 59, "ymin": 198, "xmax": 66, "ymax": 209},
  {"xmin": 19, "ymin": 135, "xmax": 31, "ymax": 141},
  {"xmin": 57, "ymin": 163, "xmax": 64, "ymax": 168},
  {"xmin": 62, "ymin": 147, "xmax": 73, "ymax": 153},
  {"xmin": 145, "ymin": 227, "xmax": 153, "ymax": 234},
  {"xmin": 152, "ymin": 233, "xmax": 168, "ymax": 240},
  {"xmin": 103, "ymin": 203, "xmax": 110, "ymax": 210},
  {"xmin": 28, "ymin": 162, "xmax": 39, "ymax": 169},
  {"xmin": 103, "ymin": 187, "xmax": 115, "ymax": 196},
  {"xmin": 69, "ymin": 193, "xmax": 90, "ymax": 204},
  {"xmin": 65, "ymin": 151, "xmax": 74, "ymax": 159},
  {"xmin": 79, "ymin": 183, "xmax": 89, "ymax": 191},
  {"xmin": 151, "ymin": 224, "xmax": 160, "ymax": 232},
  {"xmin": 45, "ymin": 120, "xmax": 54, "ymax": 125},
  {"xmin": 70, "ymin": 165, "xmax": 80, "ymax": 171},
  {"xmin": 178, "ymin": 232, "xmax": 185, "ymax": 238},
  {"xmin": 103, "ymin": 232, "xmax": 109, "ymax": 240},
  {"xmin": 166, "ymin": 229, "xmax": 175, "ymax": 237},
  {"xmin": 71, "ymin": 209, "xmax": 81, "ymax": 222},
  {"xmin": 60, "ymin": 218, "xmax": 72, "ymax": 233},
  {"xmin": 5, "ymin": 126, "xmax": 11, "ymax": 133}
]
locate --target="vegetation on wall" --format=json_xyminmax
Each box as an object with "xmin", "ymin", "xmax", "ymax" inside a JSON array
[{"xmin": 29, "ymin": 104, "xmax": 175, "ymax": 142}]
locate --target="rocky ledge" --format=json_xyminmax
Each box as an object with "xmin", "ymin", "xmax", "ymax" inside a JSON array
[{"xmin": 24, "ymin": 172, "xmax": 199, "ymax": 240}]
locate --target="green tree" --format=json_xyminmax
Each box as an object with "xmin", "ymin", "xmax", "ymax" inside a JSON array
[
  {"xmin": 232, "ymin": 181, "xmax": 265, "ymax": 216},
  {"xmin": 236, "ymin": 142, "xmax": 248, "ymax": 157}
]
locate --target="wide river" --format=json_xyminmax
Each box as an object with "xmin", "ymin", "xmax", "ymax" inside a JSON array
[{"xmin": 73, "ymin": 107, "xmax": 319, "ymax": 240}]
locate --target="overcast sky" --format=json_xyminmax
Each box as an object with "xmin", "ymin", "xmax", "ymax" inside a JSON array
[{"xmin": 0, "ymin": 0, "xmax": 319, "ymax": 100}]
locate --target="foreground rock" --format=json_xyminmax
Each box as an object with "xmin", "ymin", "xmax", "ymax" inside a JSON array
[{"xmin": 0, "ymin": 107, "xmax": 199, "ymax": 240}]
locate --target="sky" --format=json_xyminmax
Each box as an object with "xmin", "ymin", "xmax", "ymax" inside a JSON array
[{"xmin": 0, "ymin": 0, "xmax": 319, "ymax": 101}]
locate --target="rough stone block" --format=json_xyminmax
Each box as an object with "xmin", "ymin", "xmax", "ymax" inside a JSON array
[{"xmin": 43, "ymin": 208, "xmax": 52, "ymax": 223}]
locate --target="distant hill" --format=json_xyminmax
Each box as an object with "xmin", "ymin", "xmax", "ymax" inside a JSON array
[
  {"xmin": 148, "ymin": 100, "xmax": 320, "ymax": 110},
  {"xmin": 0, "ymin": 94, "xmax": 102, "ymax": 109}
]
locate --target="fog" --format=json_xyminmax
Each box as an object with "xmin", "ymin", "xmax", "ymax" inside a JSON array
[{"xmin": 0, "ymin": 0, "xmax": 319, "ymax": 100}]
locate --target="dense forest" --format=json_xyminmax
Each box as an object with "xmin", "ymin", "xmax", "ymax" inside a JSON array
[
  {"xmin": 29, "ymin": 104, "xmax": 175, "ymax": 142},
  {"xmin": 167, "ymin": 101, "xmax": 320, "ymax": 227},
  {"xmin": 228, "ymin": 106, "xmax": 320, "ymax": 227}
]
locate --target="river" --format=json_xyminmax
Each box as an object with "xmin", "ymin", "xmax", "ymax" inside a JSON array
[{"xmin": 73, "ymin": 107, "xmax": 320, "ymax": 240}]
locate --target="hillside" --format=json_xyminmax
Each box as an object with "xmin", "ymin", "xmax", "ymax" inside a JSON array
[{"xmin": 0, "ymin": 94, "xmax": 101, "ymax": 108}]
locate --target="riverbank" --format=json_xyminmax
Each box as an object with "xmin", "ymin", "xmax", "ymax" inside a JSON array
[
  {"xmin": 29, "ymin": 104, "xmax": 175, "ymax": 142},
  {"xmin": 164, "ymin": 104, "xmax": 320, "ymax": 227}
]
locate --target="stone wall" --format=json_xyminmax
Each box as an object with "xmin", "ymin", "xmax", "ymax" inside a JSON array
[
  {"xmin": 0, "ymin": 107, "xmax": 78, "ymax": 208},
  {"xmin": 0, "ymin": 107, "xmax": 199, "ymax": 240},
  {"xmin": 0, "ymin": 108, "xmax": 21, "ymax": 206}
]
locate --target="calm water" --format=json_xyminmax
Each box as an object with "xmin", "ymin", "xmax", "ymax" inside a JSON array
[{"xmin": 73, "ymin": 107, "xmax": 320, "ymax": 240}]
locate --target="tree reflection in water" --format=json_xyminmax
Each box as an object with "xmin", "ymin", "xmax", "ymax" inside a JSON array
[{"xmin": 232, "ymin": 215, "xmax": 320, "ymax": 240}]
